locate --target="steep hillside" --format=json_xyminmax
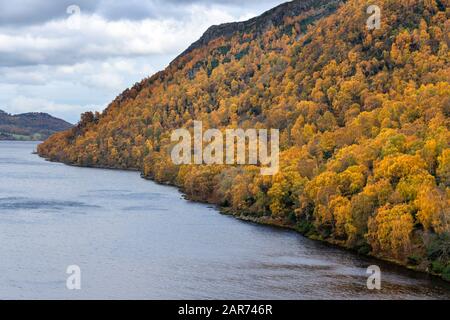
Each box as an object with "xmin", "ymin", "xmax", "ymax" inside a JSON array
[
  {"xmin": 38, "ymin": 0, "xmax": 450, "ymax": 279},
  {"xmin": 0, "ymin": 110, "xmax": 72, "ymax": 141},
  {"xmin": 179, "ymin": 0, "xmax": 339, "ymax": 57}
]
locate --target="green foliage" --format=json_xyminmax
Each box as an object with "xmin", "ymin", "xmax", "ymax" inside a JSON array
[
  {"xmin": 356, "ymin": 243, "xmax": 371, "ymax": 256},
  {"xmin": 407, "ymin": 254, "xmax": 422, "ymax": 266},
  {"xmin": 427, "ymin": 233, "xmax": 450, "ymax": 278},
  {"xmin": 296, "ymin": 220, "xmax": 316, "ymax": 237},
  {"xmin": 427, "ymin": 233, "xmax": 450, "ymax": 262},
  {"xmin": 443, "ymin": 265, "xmax": 450, "ymax": 282},
  {"xmin": 431, "ymin": 260, "xmax": 445, "ymax": 274}
]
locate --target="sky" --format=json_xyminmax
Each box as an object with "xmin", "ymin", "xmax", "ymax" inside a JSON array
[{"xmin": 0, "ymin": 0, "xmax": 287, "ymax": 123}]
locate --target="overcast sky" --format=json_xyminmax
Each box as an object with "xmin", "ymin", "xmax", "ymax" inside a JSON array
[{"xmin": 0, "ymin": 0, "xmax": 286, "ymax": 123}]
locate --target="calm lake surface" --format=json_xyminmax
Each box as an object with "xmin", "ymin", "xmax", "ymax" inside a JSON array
[{"xmin": 1, "ymin": 141, "xmax": 450, "ymax": 300}]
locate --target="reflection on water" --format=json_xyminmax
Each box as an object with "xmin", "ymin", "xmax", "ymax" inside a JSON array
[{"xmin": 0, "ymin": 141, "xmax": 450, "ymax": 300}]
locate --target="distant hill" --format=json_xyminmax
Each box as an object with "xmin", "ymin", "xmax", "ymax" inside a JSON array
[{"xmin": 0, "ymin": 109, "xmax": 72, "ymax": 141}]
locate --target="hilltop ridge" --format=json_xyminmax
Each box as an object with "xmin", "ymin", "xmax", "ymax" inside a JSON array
[
  {"xmin": 0, "ymin": 109, "xmax": 72, "ymax": 141},
  {"xmin": 179, "ymin": 0, "xmax": 342, "ymax": 58}
]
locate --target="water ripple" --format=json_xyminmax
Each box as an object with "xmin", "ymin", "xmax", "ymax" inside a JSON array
[{"xmin": 0, "ymin": 197, "xmax": 101, "ymax": 211}]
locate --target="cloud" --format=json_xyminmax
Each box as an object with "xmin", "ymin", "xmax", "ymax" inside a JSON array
[
  {"xmin": 0, "ymin": 0, "xmax": 96, "ymax": 26},
  {"xmin": 0, "ymin": 0, "xmax": 282, "ymax": 26},
  {"xmin": 7, "ymin": 95, "xmax": 101, "ymax": 122},
  {"xmin": 0, "ymin": 6, "xmax": 238, "ymax": 67},
  {"xmin": 0, "ymin": 57, "xmax": 160, "ymax": 122},
  {"xmin": 0, "ymin": 67, "xmax": 47, "ymax": 85},
  {"xmin": 0, "ymin": 0, "xmax": 285, "ymax": 122}
]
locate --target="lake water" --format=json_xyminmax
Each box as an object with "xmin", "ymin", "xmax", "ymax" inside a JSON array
[{"xmin": 1, "ymin": 141, "xmax": 449, "ymax": 300}]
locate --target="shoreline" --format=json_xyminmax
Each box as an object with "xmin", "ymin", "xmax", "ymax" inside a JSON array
[{"xmin": 36, "ymin": 151, "xmax": 450, "ymax": 285}]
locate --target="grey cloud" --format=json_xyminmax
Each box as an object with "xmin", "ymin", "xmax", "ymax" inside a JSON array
[
  {"xmin": 93, "ymin": 0, "xmax": 284, "ymax": 21},
  {"xmin": 0, "ymin": 0, "xmax": 97, "ymax": 26},
  {"xmin": 0, "ymin": 0, "xmax": 282, "ymax": 26},
  {"xmin": 0, "ymin": 0, "xmax": 286, "ymax": 122}
]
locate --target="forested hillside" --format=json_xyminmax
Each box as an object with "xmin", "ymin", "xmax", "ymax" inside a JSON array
[
  {"xmin": 0, "ymin": 110, "xmax": 72, "ymax": 141},
  {"xmin": 38, "ymin": 0, "xmax": 450, "ymax": 279}
]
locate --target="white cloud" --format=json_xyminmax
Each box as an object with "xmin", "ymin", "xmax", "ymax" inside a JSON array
[
  {"xmin": 7, "ymin": 96, "xmax": 102, "ymax": 123},
  {"xmin": 0, "ymin": 8, "xmax": 237, "ymax": 67}
]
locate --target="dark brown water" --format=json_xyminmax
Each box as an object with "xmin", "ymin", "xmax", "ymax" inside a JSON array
[{"xmin": 1, "ymin": 141, "xmax": 449, "ymax": 299}]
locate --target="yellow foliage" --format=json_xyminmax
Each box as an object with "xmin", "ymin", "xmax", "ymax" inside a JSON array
[
  {"xmin": 415, "ymin": 186, "xmax": 450, "ymax": 234},
  {"xmin": 368, "ymin": 205, "xmax": 414, "ymax": 259}
]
